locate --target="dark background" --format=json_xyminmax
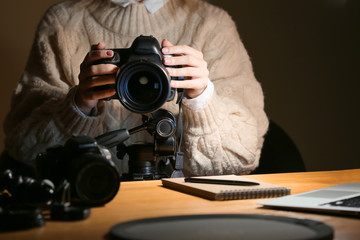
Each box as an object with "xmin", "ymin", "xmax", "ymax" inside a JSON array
[{"xmin": 0, "ymin": 0, "xmax": 359, "ymax": 171}]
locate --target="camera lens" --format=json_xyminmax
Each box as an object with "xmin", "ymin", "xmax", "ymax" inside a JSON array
[
  {"xmin": 116, "ymin": 60, "xmax": 171, "ymax": 113},
  {"xmin": 127, "ymin": 71, "xmax": 161, "ymax": 104},
  {"xmin": 74, "ymin": 158, "xmax": 120, "ymax": 206}
]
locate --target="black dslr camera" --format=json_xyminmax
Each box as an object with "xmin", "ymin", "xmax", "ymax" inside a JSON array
[
  {"xmin": 94, "ymin": 35, "xmax": 178, "ymax": 114},
  {"xmin": 35, "ymin": 135, "xmax": 120, "ymax": 207},
  {"xmin": 0, "ymin": 136, "xmax": 120, "ymax": 230},
  {"xmin": 1, "ymin": 136, "xmax": 120, "ymax": 208}
]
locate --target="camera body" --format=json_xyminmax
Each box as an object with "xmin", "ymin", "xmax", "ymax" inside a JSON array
[
  {"xmin": 94, "ymin": 35, "xmax": 177, "ymax": 114},
  {"xmin": 35, "ymin": 136, "xmax": 120, "ymax": 206}
]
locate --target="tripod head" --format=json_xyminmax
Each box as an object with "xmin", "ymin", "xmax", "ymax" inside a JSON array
[{"xmin": 95, "ymin": 109, "xmax": 184, "ymax": 180}]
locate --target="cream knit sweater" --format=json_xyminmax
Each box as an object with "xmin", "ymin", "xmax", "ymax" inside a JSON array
[{"xmin": 4, "ymin": 0, "xmax": 268, "ymax": 176}]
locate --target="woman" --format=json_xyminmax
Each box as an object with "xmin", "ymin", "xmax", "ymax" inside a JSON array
[{"xmin": 4, "ymin": 0, "xmax": 268, "ymax": 176}]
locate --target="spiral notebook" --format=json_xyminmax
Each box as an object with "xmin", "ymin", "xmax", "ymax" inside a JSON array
[{"xmin": 161, "ymin": 175, "xmax": 291, "ymax": 201}]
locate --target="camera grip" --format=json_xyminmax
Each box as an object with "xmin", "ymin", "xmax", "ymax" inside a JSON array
[{"xmin": 92, "ymin": 84, "xmax": 116, "ymax": 101}]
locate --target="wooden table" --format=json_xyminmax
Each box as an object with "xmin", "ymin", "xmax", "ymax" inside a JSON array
[{"xmin": 1, "ymin": 169, "xmax": 360, "ymax": 240}]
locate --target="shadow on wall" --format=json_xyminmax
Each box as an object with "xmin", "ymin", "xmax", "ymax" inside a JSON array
[
  {"xmin": 253, "ymin": 120, "xmax": 306, "ymax": 174},
  {"xmin": 209, "ymin": 0, "xmax": 360, "ymax": 171}
]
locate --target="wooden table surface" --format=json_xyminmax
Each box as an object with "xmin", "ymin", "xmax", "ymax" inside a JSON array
[{"xmin": 1, "ymin": 169, "xmax": 360, "ymax": 240}]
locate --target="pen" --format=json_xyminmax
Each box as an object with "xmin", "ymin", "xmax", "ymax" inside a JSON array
[{"xmin": 184, "ymin": 177, "xmax": 260, "ymax": 186}]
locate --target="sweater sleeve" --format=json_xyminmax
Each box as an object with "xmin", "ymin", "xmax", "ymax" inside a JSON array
[
  {"xmin": 3, "ymin": 6, "xmax": 108, "ymax": 163},
  {"xmin": 181, "ymin": 10, "xmax": 269, "ymax": 176}
]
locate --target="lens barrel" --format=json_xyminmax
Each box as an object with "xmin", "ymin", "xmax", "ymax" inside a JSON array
[
  {"xmin": 116, "ymin": 59, "xmax": 171, "ymax": 114},
  {"xmin": 67, "ymin": 154, "xmax": 120, "ymax": 206}
]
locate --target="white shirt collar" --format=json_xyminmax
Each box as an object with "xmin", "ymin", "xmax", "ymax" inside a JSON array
[{"xmin": 111, "ymin": 0, "xmax": 169, "ymax": 14}]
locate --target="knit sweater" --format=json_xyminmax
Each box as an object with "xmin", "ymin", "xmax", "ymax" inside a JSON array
[{"xmin": 4, "ymin": 0, "xmax": 268, "ymax": 176}]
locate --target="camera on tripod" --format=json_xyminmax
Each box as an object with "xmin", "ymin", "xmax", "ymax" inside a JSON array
[{"xmin": 93, "ymin": 35, "xmax": 185, "ymax": 181}]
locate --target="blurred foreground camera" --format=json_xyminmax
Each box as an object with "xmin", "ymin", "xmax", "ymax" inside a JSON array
[
  {"xmin": 35, "ymin": 135, "xmax": 120, "ymax": 207},
  {"xmin": 0, "ymin": 135, "xmax": 121, "ymax": 230},
  {"xmin": 93, "ymin": 35, "xmax": 180, "ymax": 114},
  {"xmin": 0, "ymin": 136, "xmax": 120, "ymax": 208}
]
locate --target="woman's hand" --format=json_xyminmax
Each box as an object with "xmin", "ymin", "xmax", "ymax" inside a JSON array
[
  {"xmin": 161, "ymin": 39, "xmax": 209, "ymax": 99},
  {"xmin": 75, "ymin": 42, "xmax": 118, "ymax": 115}
]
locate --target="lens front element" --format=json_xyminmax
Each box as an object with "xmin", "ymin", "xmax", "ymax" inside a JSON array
[{"xmin": 116, "ymin": 59, "xmax": 171, "ymax": 113}]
